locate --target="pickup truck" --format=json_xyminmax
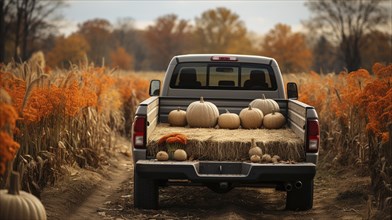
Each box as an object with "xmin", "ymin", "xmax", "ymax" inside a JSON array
[{"xmin": 131, "ymin": 54, "xmax": 319, "ymax": 211}]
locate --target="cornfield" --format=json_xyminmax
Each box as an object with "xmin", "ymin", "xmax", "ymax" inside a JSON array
[
  {"xmin": 285, "ymin": 63, "xmax": 392, "ymax": 213},
  {"xmin": 0, "ymin": 61, "xmax": 149, "ymax": 197},
  {"xmin": 0, "ymin": 61, "xmax": 391, "ymax": 214}
]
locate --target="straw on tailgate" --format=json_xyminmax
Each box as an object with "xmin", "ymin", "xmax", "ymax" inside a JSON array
[{"xmin": 147, "ymin": 124, "xmax": 305, "ymax": 161}]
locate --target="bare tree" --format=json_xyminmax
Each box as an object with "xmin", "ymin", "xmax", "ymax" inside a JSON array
[
  {"xmin": 1, "ymin": 0, "xmax": 64, "ymax": 62},
  {"xmin": 0, "ymin": 0, "xmax": 13, "ymax": 62},
  {"xmin": 305, "ymin": 0, "xmax": 389, "ymax": 72}
]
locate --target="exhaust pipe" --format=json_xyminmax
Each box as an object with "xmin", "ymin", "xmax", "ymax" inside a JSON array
[
  {"xmin": 295, "ymin": 181, "xmax": 303, "ymax": 189},
  {"xmin": 219, "ymin": 182, "xmax": 229, "ymax": 190},
  {"xmin": 284, "ymin": 183, "xmax": 293, "ymax": 191}
]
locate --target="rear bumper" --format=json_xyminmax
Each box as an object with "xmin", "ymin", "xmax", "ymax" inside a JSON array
[{"xmin": 135, "ymin": 160, "xmax": 316, "ymax": 183}]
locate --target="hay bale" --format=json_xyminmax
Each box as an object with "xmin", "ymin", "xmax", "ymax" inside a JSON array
[{"xmin": 147, "ymin": 124, "xmax": 305, "ymax": 161}]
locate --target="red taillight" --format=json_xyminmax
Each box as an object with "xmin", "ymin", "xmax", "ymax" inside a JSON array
[
  {"xmin": 211, "ymin": 56, "xmax": 238, "ymax": 61},
  {"xmin": 306, "ymin": 119, "xmax": 319, "ymax": 153},
  {"xmin": 132, "ymin": 116, "xmax": 146, "ymax": 149}
]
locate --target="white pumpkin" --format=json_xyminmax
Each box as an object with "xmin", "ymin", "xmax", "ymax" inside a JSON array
[
  {"xmin": 263, "ymin": 110, "xmax": 286, "ymax": 129},
  {"xmin": 261, "ymin": 154, "xmax": 272, "ymax": 163},
  {"xmin": 250, "ymin": 94, "xmax": 280, "ymax": 115},
  {"xmin": 248, "ymin": 138, "xmax": 262, "ymax": 157},
  {"xmin": 156, "ymin": 151, "xmax": 169, "ymax": 161},
  {"xmin": 239, "ymin": 105, "xmax": 263, "ymax": 129},
  {"xmin": 173, "ymin": 149, "xmax": 187, "ymax": 161},
  {"xmin": 250, "ymin": 155, "xmax": 261, "ymax": 163},
  {"xmin": 0, "ymin": 172, "xmax": 47, "ymax": 220},
  {"xmin": 186, "ymin": 97, "xmax": 219, "ymax": 128},
  {"xmin": 218, "ymin": 109, "xmax": 240, "ymax": 129},
  {"xmin": 168, "ymin": 107, "xmax": 187, "ymax": 127}
]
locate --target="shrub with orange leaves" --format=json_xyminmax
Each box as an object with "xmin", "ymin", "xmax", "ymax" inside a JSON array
[
  {"xmin": 115, "ymin": 75, "xmax": 149, "ymax": 104},
  {"xmin": 0, "ymin": 72, "xmax": 26, "ymax": 112},
  {"xmin": 0, "ymin": 132, "xmax": 20, "ymax": 175},
  {"xmin": 0, "ymin": 62, "xmax": 151, "ymax": 190},
  {"xmin": 359, "ymin": 63, "xmax": 392, "ymax": 142},
  {"xmin": 0, "ymin": 90, "xmax": 20, "ymax": 175},
  {"xmin": 292, "ymin": 63, "xmax": 391, "ymax": 165}
]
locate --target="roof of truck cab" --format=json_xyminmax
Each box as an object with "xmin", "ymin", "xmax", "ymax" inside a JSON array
[{"xmin": 175, "ymin": 54, "xmax": 275, "ymax": 65}]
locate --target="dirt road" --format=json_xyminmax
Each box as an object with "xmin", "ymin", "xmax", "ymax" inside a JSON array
[{"xmin": 41, "ymin": 138, "xmax": 372, "ymax": 219}]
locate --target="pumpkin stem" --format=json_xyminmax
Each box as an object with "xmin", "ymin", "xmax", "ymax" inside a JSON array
[
  {"xmin": 271, "ymin": 106, "xmax": 276, "ymax": 115},
  {"xmin": 200, "ymin": 96, "xmax": 204, "ymax": 103},
  {"xmin": 8, "ymin": 171, "xmax": 20, "ymax": 195},
  {"xmin": 248, "ymin": 105, "xmax": 252, "ymax": 110},
  {"xmin": 251, "ymin": 138, "xmax": 255, "ymax": 148},
  {"xmin": 225, "ymin": 109, "xmax": 230, "ymax": 113},
  {"xmin": 262, "ymin": 94, "xmax": 266, "ymax": 99},
  {"xmin": 177, "ymin": 107, "xmax": 181, "ymax": 111}
]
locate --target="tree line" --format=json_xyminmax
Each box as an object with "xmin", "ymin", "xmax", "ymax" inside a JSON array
[{"xmin": 0, "ymin": 0, "xmax": 390, "ymax": 73}]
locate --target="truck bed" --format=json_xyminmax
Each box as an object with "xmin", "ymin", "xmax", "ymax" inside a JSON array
[
  {"xmin": 147, "ymin": 123, "xmax": 304, "ymax": 161},
  {"xmin": 139, "ymin": 96, "xmax": 314, "ymax": 162}
]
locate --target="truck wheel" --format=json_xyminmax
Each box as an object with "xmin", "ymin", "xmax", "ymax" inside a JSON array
[
  {"xmin": 134, "ymin": 172, "xmax": 159, "ymax": 209},
  {"xmin": 286, "ymin": 180, "xmax": 313, "ymax": 211}
]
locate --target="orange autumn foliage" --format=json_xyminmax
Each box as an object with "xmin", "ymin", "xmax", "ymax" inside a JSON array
[
  {"xmin": 0, "ymin": 103, "xmax": 19, "ymax": 129},
  {"xmin": 1, "ymin": 65, "xmax": 150, "ymax": 124},
  {"xmin": 298, "ymin": 63, "xmax": 391, "ymax": 146},
  {"xmin": 115, "ymin": 75, "xmax": 149, "ymax": 103},
  {"xmin": 22, "ymin": 82, "xmax": 98, "ymax": 122},
  {"xmin": 0, "ymin": 132, "xmax": 20, "ymax": 174},
  {"xmin": 111, "ymin": 47, "xmax": 134, "ymax": 70},
  {"xmin": 0, "ymin": 72, "xmax": 26, "ymax": 112},
  {"xmin": 0, "ymin": 63, "xmax": 152, "ymax": 186},
  {"xmin": 360, "ymin": 63, "xmax": 392, "ymax": 142},
  {"xmin": 0, "ymin": 91, "xmax": 20, "ymax": 175}
]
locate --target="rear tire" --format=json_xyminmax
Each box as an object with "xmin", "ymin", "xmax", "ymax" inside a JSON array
[
  {"xmin": 134, "ymin": 171, "xmax": 159, "ymax": 209},
  {"xmin": 286, "ymin": 180, "xmax": 313, "ymax": 211}
]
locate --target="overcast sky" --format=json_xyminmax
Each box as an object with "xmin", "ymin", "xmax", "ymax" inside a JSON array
[{"xmin": 59, "ymin": 0, "xmax": 310, "ymax": 36}]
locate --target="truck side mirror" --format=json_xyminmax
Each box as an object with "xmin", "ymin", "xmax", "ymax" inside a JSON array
[
  {"xmin": 149, "ymin": 80, "xmax": 161, "ymax": 96},
  {"xmin": 287, "ymin": 82, "xmax": 298, "ymax": 100}
]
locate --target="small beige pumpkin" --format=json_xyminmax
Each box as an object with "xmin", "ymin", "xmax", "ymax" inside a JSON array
[
  {"xmin": 261, "ymin": 154, "xmax": 272, "ymax": 163},
  {"xmin": 173, "ymin": 149, "xmax": 187, "ymax": 161},
  {"xmin": 186, "ymin": 97, "xmax": 219, "ymax": 128},
  {"xmin": 168, "ymin": 107, "xmax": 187, "ymax": 127},
  {"xmin": 239, "ymin": 105, "xmax": 263, "ymax": 129},
  {"xmin": 250, "ymin": 94, "xmax": 280, "ymax": 115},
  {"xmin": 272, "ymin": 155, "xmax": 281, "ymax": 161},
  {"xmin": 248, "ymin": 138, "xmax": 262, "ymax": 157},
  {"xmin": 250, "ymin": 155, "xmax": 261, "ymax": 163},
  {"xmin": 218, "ymin": 109, "xmax": 240, "ymax": 129},
  {"xmin": 0, "ymin": 172, "xmax": 47, "ymax": 220},
  {"xmin": 263, "ymin": 109, "xmax": 286, "ymax": 129},
  {"xmin": 156, "ymin": 151, "xmax": 169, "ymax": 161}
]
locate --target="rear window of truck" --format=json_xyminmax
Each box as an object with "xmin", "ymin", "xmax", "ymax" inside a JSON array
[{"xmin": 169, "ymin": 62, "xmax": 277, "ymax": 90}]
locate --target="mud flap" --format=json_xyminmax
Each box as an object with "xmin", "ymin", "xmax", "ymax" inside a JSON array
[
  {"xmin": 286, "ymin": 180, "xmax": 314, "ymax": 211},
  {"xmin": 134, "ymin": 171, "xmax": 159, "ymax": 209}
]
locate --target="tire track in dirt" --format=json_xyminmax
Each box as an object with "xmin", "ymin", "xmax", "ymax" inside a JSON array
[
  {"xmin": 68, "ymin": 155, "xmax": 133, "ymax": 220},
  {"xmin": 100, "ymin": 156, "xmax": 370, "ymax": 219},
  {"xmin": 42, "ymin": 137, "xmax": 371, "ymax": 219}
]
